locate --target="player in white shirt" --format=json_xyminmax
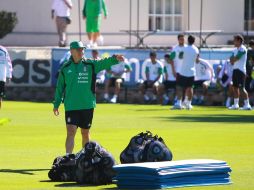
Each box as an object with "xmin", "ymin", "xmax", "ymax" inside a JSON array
[
  {"xmin": 0, "ymin": 46, "xmax": 12, "ymax": 109},
  {"xmin": 229, "ymin": 35, "xmax": 252, "ymax": 110},
  {"xmin": 51, "ymin": 0, "xmax": 73, "ymax": 47},
  {"xmin": 170, "ymin": 34, "xmax": 187, "ymax": 75},
  {"xmin": 172, "ymin": 35, "xmax": 199, "ymax": 110},
  {"xmin": 160, "ymin": 54, "xmax": 177, "ymax": 105},
  {"xmin": 193, "ymin": 58, "xmax": 214, "ymax": 105},
  {"xmin": 91, "ymin": 50, "xmax": 106, "ymax": 90},
  {"xmin": 140, "ymin": 52, "xmax": 163, "ymax": 103},
  {"xmin": 217, "ymin": 60, "xmax": 234, "ymax": 107},
  {"xmin": 104, "ymin": 59, "xmax": 131, "ymax": 103},
  {"xmin": 169, "ymin": 34, "xmax": 187, "ymax": 105}
]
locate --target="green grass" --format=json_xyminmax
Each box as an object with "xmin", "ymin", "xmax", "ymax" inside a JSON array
[{"xmin": 0, "ymin": 101, "xmax": 254, "ymax": 190}]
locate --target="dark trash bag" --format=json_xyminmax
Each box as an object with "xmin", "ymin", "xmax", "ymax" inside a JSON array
[
  {"xmin": 120, "ymin": 131, "xmax": 173, "ymax": 163},
  {"xmin": 75, "ymin": 141, "xmax": 116, "ymax": 185},
  {"xmin": 48, "ymin": 154, "xmax": 76, "ymax": 182},
  {"xmin": 48, "ymin": 141, "xmax": 116, "ymax": 185}
]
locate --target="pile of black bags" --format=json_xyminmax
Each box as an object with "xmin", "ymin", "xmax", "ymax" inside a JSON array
[{"xmin": 48, "ymin": 141, "xmax": 116, "ymax": 185}]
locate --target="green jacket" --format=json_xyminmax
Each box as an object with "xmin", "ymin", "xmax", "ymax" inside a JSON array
[
  {"xmin": 53, "ymin": 56, "xmax": 119, "ymax": 111},
  {"xmin": 83, "ymin": 0, "xmax": 108, "ymax": 17}
]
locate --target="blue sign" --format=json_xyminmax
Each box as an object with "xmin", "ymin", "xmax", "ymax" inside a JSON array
[{"xmin": 51, "ymin": 48, "xmax": 233, "ymax": 86}]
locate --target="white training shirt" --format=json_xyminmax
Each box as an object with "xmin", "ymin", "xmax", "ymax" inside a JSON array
[
  {"xmin": 52, "ymin": 0, "xmax": 72, "ymax": 17},
  {"xmin": 0, "ymin": 46, "xmax": 12, "ymax": 82},
  {"xmin": 93, "ymin": 57, "xmax": 105, "ymax": 82},
  {"xmin": 195, "ymin": 59, "xmax": 214, "ymax": 81},
  {"xmin": 171, "ymin": 44, "xmax": 187, "ymax": 74},
  {"xmin": 232, "ymin": 44, "xmax": 247, "ymax": 74},
  {"xmin": 163, "ymin": 60, "xmax": 176, "ymax": 81},
  {"xmin": 179, "ymin": 45, "xmax": 199, "ymax": 77},
  {"xmin": 109, "ymin": 59, "xmax": 130, "ymax": 79},
  {"xmin": 218, "ymin": 60, "xmax": 233, "ymax": 87},
  {"xmin": 145, "ymin": 59, "xmax": 163, "ymax": 82}
]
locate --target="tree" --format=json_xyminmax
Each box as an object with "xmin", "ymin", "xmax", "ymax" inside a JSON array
[{"xmin": 0, "ymin": 11, "xmax": 18, "ymax": 39}]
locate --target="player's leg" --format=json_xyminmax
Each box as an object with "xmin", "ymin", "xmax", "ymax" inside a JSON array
[
  {"xmin": 80, "ymin": 109, "xmax": 94, "ymax": 147},
  {"xmin": 239, "ymin": 72, "xmax": 252, "ymax": 110},
  {"xmin": 229, "ymin": 70, "xmax": 240, "ymax": 109},
  {"xmin": 110, "ymin": 79, "xmax": 121, "ymax": 103},
  {"xmin": 65, "ymin": 124, "xmax": 77, "ymax": 154},
  {"xmin": 151, "ymin": 82, "xmax": 159, "ymax": 102},
  {"xmin": 57, "ymin": 17, "xmax": 67, "ymax": 47},
  {"xmin": 159, "ymin": 82, "xmax": 167, "ymax": 105},
  {"xmin": 199, "ymin": 81, "xmax": 209, "ymax": 105},
  {"xmin": 55, "ymin": 17, "xmax": 62, "ymax": 46},
  {"xmin": 140, "ymin": 81, "xmax": 149, "ymax": 102},
  {"xmin": 94, "ymin": 16, "xmax": 101, "ymax": 45},
  {"xmin": 81, "ymin": 129, "xmax": 90, "ymax": 147},
  {"xmin": 226, "ymin": 83, "xmax": 233, "ymax": 108},
  {"xmin": 86, "ymin": 17, "xmax": 93, "ymax": 47},
  {"xmin": 104, "ymin": 78, "xmax": 112, "ymax": 101},
  {"xmin": 0, "ymin": 81, "xmax": 5, "ymax": 109}
]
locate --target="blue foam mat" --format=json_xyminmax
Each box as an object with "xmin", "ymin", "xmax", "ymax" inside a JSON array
[{"xmin": 113, "ymin": 159, "xmax": 232, "ymax": 189}]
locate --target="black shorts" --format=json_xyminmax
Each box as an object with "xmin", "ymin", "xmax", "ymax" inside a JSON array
[
  {"xmin": 177, "ymin": 74, "xmax": 194, "ymax": 88},
  {"xmin": 163, "ymin": 81, "xmax": 176, "ymax": 90},
  {"xmin": 194, "ymin": 80, "xmax": 206, "ymax": 88},
  {"xmin": 65, "ymin": 109, "xmax": 94, "ymax": 129},
  {"xmin": 143, "ymin": 80, "xmax": 160, "ymax": 89},
  {"xmin": 0, "ymin": 81, "xmax": 5, "ymax": 98},
  {"xmin": 232, "ymin": 69, "xmax": 246, "ymax": 88},
  {"xmin": 109, "ymin": 77, "xmax": 124, "ymax": 87}
]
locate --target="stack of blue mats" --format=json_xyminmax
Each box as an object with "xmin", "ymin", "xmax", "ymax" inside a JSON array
[{"xmin": 113, "ymin": 159, "xmax": 232, "ymax": 189}]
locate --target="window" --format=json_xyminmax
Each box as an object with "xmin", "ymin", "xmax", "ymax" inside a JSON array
[
  {"xmin": 149, "ymin": 0, "xmax": 183, "ymax": 31},
  {"xmin": 244, "ymin": 0, "xmax": 254, "ymax": 31}
]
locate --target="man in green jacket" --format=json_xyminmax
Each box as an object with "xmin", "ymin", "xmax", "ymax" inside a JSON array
[
  {"xmin": 53, "ymin": 41, "xmax": 124, "ymax": 154},
  {"xmin": 83, "ymin": 0, "xmax": 107, "ymax": 48}
]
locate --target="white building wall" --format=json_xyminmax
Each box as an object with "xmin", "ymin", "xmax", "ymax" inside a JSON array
[{"xmin": 0, "ymin": 0, "xmax": 246, "ymax": 46}]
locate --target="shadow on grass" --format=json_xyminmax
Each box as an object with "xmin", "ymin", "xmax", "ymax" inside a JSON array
[
  {"xmin": 0, "ymin": 169, "xmax": 49, "ymax": 175},
  {"xmin": 157, "ymin": 114, "xmax": 254, "ymax": 123},
  {"xmin": 55, "ymin": 182, "xmax": 109, "ymax": 188}
]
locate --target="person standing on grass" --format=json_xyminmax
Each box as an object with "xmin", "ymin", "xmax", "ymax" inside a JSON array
[
  {"xmin": 172, "ymin": 35, "xmax": 199, "ymax": 110},
  {"xmin": 53, "ymin": 41, "xmax": 124, "ymax": 154},
  {"xmin": 229, "ymin": 35, "xmax": 252, "ymax": 110},
  {"xmin": 169, "ymin": 34, "xmax": 187, "ymax": 105},
  {"xmin": 0, "ymin": 45, "xmax": 12, "ymax": 109},
  {"xmin": 83, "ymin": 0, "xmax": 108, "ymax": 48}
]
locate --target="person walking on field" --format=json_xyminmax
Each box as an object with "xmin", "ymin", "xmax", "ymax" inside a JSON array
[
  {"xmin": 0, "ymin": 45, "xmax": 12, "ymax": 109},
  {"xmin": 83, "ymin": 0, "xmax": 107, "ymax": 48},
  {"xmin": 53, "ymin": 41, "xmax": 124, "ymax": 154}
]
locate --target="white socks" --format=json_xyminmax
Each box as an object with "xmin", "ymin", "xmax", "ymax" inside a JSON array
[
  {"xmin": 234, "ymin": 98, "xmax": 239, "ymax": 106},
  {"xmin": 244, "ymin": 99, "xmax": 250, "ymax": 106},
  {"xmin": 104, "ymin": 93, "xmax": 109, "ymax": 99}
]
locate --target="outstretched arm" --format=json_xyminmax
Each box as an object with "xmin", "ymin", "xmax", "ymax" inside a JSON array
[{"xmin": 88, "ymin": 55, "xmax": 124, "ymax": 73}]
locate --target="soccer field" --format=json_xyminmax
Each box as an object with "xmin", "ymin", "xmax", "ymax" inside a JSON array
[{"xmin": 0, "ymin": 101, "xmax": 254, "ymax": 190}]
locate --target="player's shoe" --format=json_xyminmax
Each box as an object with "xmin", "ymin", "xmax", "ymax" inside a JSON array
[
  {"xmin": 110, "ymin": 97, "xmax": 117, "ymax": 104},
  {"xmin": 97, "ymin": 35, "xmax": 104, "ymax": 46},
  {"xmin": 185, "ymin": 104, "xmax": 193, "ymax": 110},
  {"xmin": 171, "ymin": 104, "xmax": 183, "ymax": 110},
  {"xmin": 144, "ymin": 95, "xmax": 150, "ymax": 104},
  {"xmin": 228, "ymin": 104, "xmax": 239, "ymax": 110},
  {"xmin": 225, "ymin": 101, "xmax": 231, "ymax": 108},
  {"xmin": 240, "ymin": 104, "xmax": 252, "ymax": 110}
]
